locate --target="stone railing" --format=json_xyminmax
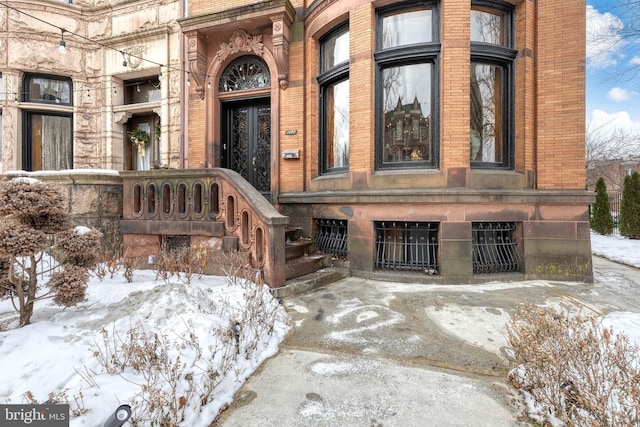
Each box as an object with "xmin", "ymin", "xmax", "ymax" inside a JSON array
[{"xmin": 120, "ymin": 168, "xmax": 289, "ymax": 287}]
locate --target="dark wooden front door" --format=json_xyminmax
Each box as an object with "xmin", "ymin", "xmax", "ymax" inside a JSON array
[{"xmin": 221, "ymin": 99, "xmax": 271, "ymax": 199}]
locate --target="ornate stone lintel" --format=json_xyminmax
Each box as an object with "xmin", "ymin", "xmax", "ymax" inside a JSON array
[
  {"xmin": 216, "ymin": 29, "xmax": 264, "ymax": 62},
  {"xmin": 270, "ymin": 14, "xmax": 292, "ymax": 90},
  {"xmin": 186, "ymin": 30, "xmax": 208, "ymax": 100}
]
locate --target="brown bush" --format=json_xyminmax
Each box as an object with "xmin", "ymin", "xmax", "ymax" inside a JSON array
[
  {"xmin": 0, "ymin": 220, "xmax": 48, "ymax": 257},
  {"xmin": 0, "ymin": 179, "xmax": 100, "ymax": 326},
  {"xmin": 506, "ymin": 304, "xmax": 640, "ymax": 426},
  {"xmin": 47, "ymin": 265, "xmax": 89, "ymax": 307},
  {"xmin": 55, "ymin": 228, "xmax": 102, "ymax": 268}
]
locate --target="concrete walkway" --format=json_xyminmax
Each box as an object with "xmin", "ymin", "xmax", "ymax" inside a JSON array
[{"xmin": 214, "ymin": 256, "xmax": 640, "ymax": 426}]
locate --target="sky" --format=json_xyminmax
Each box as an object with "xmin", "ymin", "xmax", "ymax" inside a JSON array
[{"xmin": 587, "ymin": 1, "xmax": 640, "ymax": 139}]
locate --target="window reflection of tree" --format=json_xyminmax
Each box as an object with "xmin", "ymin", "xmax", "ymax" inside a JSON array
[
  {"xmin": 470, "ymin": 9, "xmax": 504, "ymax": 163},
  {"xmin": 471, "ymin": 64, "xmax": 502, "ymax": 163},
  {"xmin": 471, "ymin": 10, "xmax": 503, "ymax": 45}
]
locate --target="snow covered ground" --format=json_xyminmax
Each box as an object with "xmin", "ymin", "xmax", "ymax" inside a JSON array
[
  {"xmin": 0, "ymin": 232, "xmax": 638, "ymax": 426},
  {"xmin": 0, "ymin": 269, "xmax": 289, "ymax": 426}
]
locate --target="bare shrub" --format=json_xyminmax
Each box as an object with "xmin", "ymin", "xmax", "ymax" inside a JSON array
[
  {"xmin": 22, "ymin": 389, "xmax": 87, "ymax": 417},
  {"xmin": 154, "ymin": 243, "xmax": 208, "ymax": 284},
  {"xmin": 121, "ymin": 250, "xmax": 136, "ymax": 283},
  {"xmin": 175, "ymin": 243, "xmax": 208, "ymax": 284},
  {"xmin": 92, "ymin": 321, "xmax": 238, "ymax": 426},
  {"xmin": 506, "ymin": 304, "xmax": 640, "ymax": 426}
]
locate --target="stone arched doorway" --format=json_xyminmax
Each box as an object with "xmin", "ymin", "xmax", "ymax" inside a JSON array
[{"xmin": 218, "ymin": 56, "xmax": 272, "ymax": 200}]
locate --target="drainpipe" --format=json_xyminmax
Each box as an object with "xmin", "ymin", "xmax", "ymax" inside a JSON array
[{"xmin": 180, "ymin": 0, "xmax": 188, "ymax": 168}]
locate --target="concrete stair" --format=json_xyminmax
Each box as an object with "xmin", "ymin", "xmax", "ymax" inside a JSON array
[{"xmin": 284, "ymin": 227, "xmax": 330, "ymax": 279}]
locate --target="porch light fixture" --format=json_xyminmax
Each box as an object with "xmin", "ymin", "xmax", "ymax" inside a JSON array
[
  {"xmin": 58, "ymin": 29, "xmax": 66, "ymax": 54},
  {"xmin": 121, "ymin": 51, "xmax": 127, "ymax": 67}
]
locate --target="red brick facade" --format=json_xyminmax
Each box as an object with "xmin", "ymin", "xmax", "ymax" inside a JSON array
[{"xmin": 179, "ymin": 0, "xmax": 593, "ymax": 282}]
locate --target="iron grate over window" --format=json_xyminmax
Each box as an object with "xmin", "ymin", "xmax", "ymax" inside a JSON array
[
  {"xmin": 472, "ymin": 222, "xmax": 520, "ymax": 274},
  {"xmin": 375, "ymin": 221, "xmax": 439, "ymax": 273},
  {"xmin": 315, "ymin": 219, "xmax": 348, "ymax": 258}
]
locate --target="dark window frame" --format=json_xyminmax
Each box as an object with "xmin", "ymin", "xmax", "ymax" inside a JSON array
[
  {"xmin": 22, "ymin": 110, "xmax": 74, "ymax": 171},
  {"xmin": 318, "ymin": 23, "xmax": 350, "ymax": 175},
  {"xmin": 470, "ymin": 0, "xmax": 517, "ymax": 170},
  {"xmin": 374, "ymin": 1, "xmax": 441, "ymax": 171},
  {"xmin": 22, "ymin": 73, "xmax": 73, "ymax": 106}
]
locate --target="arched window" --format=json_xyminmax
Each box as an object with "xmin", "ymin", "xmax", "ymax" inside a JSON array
[{"xmin": 219, "ymin": 56, "xmax": 270, "ymax": 92}]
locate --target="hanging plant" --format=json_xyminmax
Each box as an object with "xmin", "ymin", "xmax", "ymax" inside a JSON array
[
  {"xmin": 128, "ymin": 129, "xmax": 150, "ymax": 157},
  {"xmin": 154, "ymin": 122, "xmax": 161, "ymax": 141}
]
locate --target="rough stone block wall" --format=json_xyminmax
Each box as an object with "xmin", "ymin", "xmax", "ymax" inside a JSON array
[{"xmin": 2, "ymin": 171, "xmax": 124, "ymax": 258}]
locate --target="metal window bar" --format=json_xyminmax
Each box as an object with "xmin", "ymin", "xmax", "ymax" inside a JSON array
[
  {"xmin": 375, "ymin": 222, "xmax": 439, "ymax": 272},
  {"xmin": 472, "ymin": 222, "xmax": 520, "ymax": 274},
  {"xmin": 315, "ymin": 219, "xmax": 348, "ymax": 258}
]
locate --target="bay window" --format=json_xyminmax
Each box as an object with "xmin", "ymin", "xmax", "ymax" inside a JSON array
[
  {"xmin": 319, "ymin": 25, "xmax": 350, "ymax": 174},
  {"xmin": 470, "ymin": 1, "xmax": 517, "ymax": 169},
  {"xmin": 375, "ymin": 4, "xmax": 439, "ymax": 170}
]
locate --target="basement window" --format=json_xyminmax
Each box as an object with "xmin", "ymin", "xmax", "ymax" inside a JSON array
[
  {"xmin": 375, "ymin": 221, "xmax": 439, "ymax": 273},
  {"xmin": 472, "ymin": 222, "xmax": 520, "ymax": 273},
  {"xmin": 315, "ymin": 218, "xmax": 348, "ymax": 258}
]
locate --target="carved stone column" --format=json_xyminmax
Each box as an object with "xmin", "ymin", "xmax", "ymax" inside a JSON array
[
  {"xmin": 185, "ymin": 30, "xmax": 208, "ymax": 100},
  {"xmin": 270, "ymin": 13, "xmax": 292, "ymax": 90}
]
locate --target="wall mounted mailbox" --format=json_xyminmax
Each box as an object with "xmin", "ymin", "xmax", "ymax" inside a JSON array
[{"xmin": 282, "ymin": 149, "xmax": 300, "ymax": 159}]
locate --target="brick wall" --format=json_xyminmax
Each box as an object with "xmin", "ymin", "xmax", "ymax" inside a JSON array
[
  {"xmin": 535, "ymin": 0, "xmax": 586, "ymax": 190},
  {"xmin": 440, "ymin": 0, "xmax": 471, "ymax": 169}
]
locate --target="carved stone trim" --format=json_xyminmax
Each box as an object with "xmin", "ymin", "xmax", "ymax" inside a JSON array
[
  {"xmin": 270, "ymin": 13, "xmax": 292, "ymax": 90},
  {"xmin": 186, "ymin": 31, "xmax": 208, "ymax": 100},
  {"xmin": 114, "ymin": 111, "xmax": 133, "ymax": 125},
  {"xmin": 122, "ymin": 45, "xmax": 148, "ymax": 69},
  {"xmin": 216, "ymin": 30, "xmax": 264, "ymax": 62}
]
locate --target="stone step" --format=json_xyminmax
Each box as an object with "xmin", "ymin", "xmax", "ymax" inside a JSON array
[
  {"xmin": 285, "ymin": 252, "xmax": 332, "ymax": 280},
  {"xmin": 285, "ymin": 238, "xmax": 317, "ymax": 260},
  {"xmin": 272, "ymin": 263, "xmax": 351, "ymax": 299}
]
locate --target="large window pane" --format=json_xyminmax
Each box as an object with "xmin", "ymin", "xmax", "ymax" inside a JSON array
[
  {"xmin": 382, "ymin": 9, "xmax": 432, "ymax": 49},
  {"xmin": 322, "ymin": 30, "xmax": 349, "ymax": 72},
  {"xmin": 382, "ymin": 63, "xmax": 432, "ymax": 164},
  {"xmin": 125, "ymin": 79, "xmax": 161, "ymax": 104},
  {"xmin": 470, "ymin": 63, "xmax": 503, "ymax": 163},
  {"xmin": 326, "ymin": 79, "xmax": 350, "ymax": 169},
  {"xmin": 471, "ymin": 10, "xmax": 505, "ymax": 46},
  {"xmin": 471, "ymin": 9, "xmax": 504, "ymax": 45},
  {"xmin": 24, "ymin": 76, "xmax": 71, "ymax": 104},
  {"xmin": 25, "ymin": 113, "xmax": 72, "ymax": 171},
  {"xmin": 320, "ymin": 26, "xmax": 349, "ymax": 174}
]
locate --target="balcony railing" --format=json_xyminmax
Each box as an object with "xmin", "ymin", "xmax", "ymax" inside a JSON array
[{"xmin": 120, "ymin": 168, "xmax": 289, "ymax": 287}]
